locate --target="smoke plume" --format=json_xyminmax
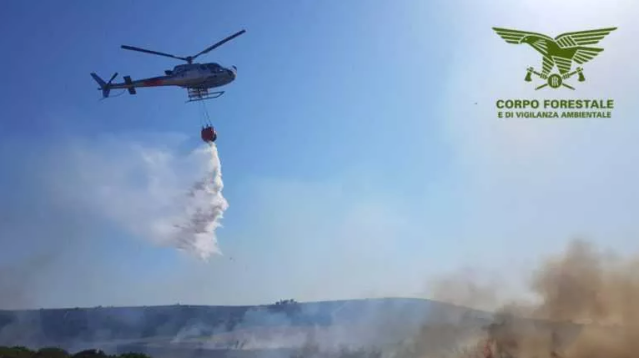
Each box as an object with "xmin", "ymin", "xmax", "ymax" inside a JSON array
[
  {"xmin": 421, "ymin": 239, "xmax": 639, "ymax": 358},
  {"xmin": 517, "ymin": 239, "xmax": 639, "ymax": 358}
]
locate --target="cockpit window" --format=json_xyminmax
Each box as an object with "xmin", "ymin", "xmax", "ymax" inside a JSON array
[{"xmin": 207, "ymin": 63, "xmax": 222, "ymax": 72}]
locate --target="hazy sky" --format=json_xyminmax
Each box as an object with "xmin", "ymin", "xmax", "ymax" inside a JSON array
[{"xmin": 1, "ymin": 0, "xmax": 638, "ymax": 309}]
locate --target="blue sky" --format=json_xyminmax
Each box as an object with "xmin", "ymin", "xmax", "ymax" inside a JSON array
[{"xmin": 1, "ymin": 0, "xmax": 639, "ymax": 310}]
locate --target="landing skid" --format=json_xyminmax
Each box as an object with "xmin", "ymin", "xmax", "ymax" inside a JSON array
[{"xmin": 186, "ymin": 87, "xmax": 225, "ymax": 103}]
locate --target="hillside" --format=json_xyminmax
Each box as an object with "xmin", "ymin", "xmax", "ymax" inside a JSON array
[
  {"xmin": 0, "ymin": 298, "xmax": 493, "ymax": 353},
  {"xmin": 0, "ymin": 298, "xmax": 587, "ymax": 358}
]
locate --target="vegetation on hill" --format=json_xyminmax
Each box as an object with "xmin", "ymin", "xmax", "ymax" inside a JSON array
[
  {"xmin": 0, "ymin": 299, "xmax": 494, "ymax": 358},
  {"xmin": 0, "ymin": 346, "xmax": 151, "ymax": 358},
  {"xmin": 0, "ymin": 299, "xmax": 331, "ymax": 347},
  {"xmin": 0, "ymin": 345, "xmax": 394, "ymax": 358},
  {"xmin": 267, "ymin": 299, "xmax": 301, "ymax": 316}
]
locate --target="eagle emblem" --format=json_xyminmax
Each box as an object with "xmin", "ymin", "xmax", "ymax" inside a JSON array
[{"xmin": 493, "ymin": 27, "xmax": 617, "ymax": 90}]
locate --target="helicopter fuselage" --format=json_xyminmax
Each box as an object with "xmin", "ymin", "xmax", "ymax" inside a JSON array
[
  {"xmin": 92, "ymin": 28, "xmax": 245, "ymax": 101},
  {"xmin": 108, "ymin": 62, "xmax": 236, "ymax": 91}
]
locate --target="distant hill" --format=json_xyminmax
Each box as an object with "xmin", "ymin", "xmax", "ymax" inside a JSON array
[
  {"xmin": 0, "ymin": 298, "xmax": 492, "ymax": 353},
  {"xmin": 0, "ymin": 298, "xmax": 583, "ymax": 358}
]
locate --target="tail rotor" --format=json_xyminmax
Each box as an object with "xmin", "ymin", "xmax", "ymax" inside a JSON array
[{"xmin": 90, "ymin": 72, "xmax": 118, "ymax": 98}]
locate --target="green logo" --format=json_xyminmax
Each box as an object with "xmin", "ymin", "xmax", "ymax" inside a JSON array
[{"xmin": 493, "ymin": 27, "xmax": 617, "ymax": 90}]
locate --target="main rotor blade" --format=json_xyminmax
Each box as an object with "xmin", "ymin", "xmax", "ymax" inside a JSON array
[
  {"xmin": 191, "ymin": 29, "xmax": 246, "ymax": 60},
  {"xmin": 108, "ymin": 72, "xmax": 118, "ymax": 84},
  {"xmin": 120, "ymin": 45, "xmax": 188, "ymax": 61}
]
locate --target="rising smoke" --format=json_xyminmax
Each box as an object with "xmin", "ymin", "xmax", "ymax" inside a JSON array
[{"xmin": 421, "ymin": 239, "xmax": 639, "ymax": 358}]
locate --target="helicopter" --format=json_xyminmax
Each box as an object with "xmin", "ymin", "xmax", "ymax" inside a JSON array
[{"xmin": 90, "ymin": 29, "xmax": 246, "ymax": 103}]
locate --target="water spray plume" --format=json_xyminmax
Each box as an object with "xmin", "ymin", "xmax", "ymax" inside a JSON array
[
  {"xmin": 93, "ymin": 140, "xmax": 230, "ymax": 260},
  {"xmin": 171, "ymin": 143, "xmax": 229, "ymax": 260}
]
